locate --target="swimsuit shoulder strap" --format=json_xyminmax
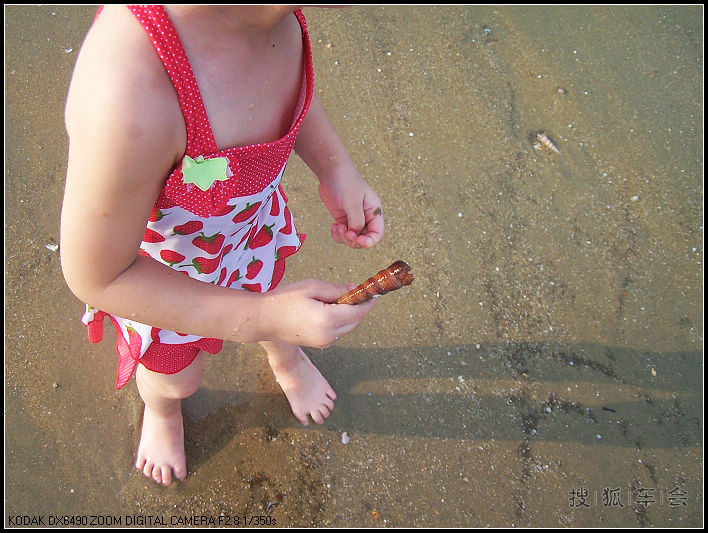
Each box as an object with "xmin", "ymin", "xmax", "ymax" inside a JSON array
[{"xmin": 127, "ymin": 5, "xmax": 218, "ymax": 155}]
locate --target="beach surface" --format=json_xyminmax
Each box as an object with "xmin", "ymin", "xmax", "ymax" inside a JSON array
[{"xmin": 6, "ymin": 5, "xmax": 703, "ymax": 527}]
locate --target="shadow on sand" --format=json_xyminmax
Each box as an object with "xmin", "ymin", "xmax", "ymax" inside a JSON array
[{"xmin": 183, "ymin": 341, "xmax": 702, "ymax": 473}]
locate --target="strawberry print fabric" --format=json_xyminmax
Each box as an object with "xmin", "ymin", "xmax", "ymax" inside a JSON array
[{"xmin": 82, "ymin": 5, "xmax": 313, "ymax": 389}]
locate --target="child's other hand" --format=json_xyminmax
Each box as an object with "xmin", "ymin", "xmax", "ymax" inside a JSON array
[
  {"xmin": 318, "ymin": 167, "xmax": 384, "ymax": 249},
  {"xmin": 259, "ymin": 279, "xmax": 375, "ymax": 348}
]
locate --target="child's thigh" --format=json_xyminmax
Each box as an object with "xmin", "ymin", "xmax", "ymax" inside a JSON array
[{"xmin": 136, "ymin": 351, "xmax": 206, "ymax": 399}]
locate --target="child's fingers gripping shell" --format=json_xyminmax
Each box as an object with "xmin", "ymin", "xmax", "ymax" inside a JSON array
[{"xmin": 330, "ymin": 296, "xmax": 376, "ymax": 338}]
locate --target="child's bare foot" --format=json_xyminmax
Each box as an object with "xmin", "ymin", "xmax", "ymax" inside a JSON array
[
  {"xmin": 134, "ymin": 353, "xmax": 204, "ymax": 486},
  {"xmin": 135, "ymin": 403, "xmax": 187, "ymax": 486},
  {"xmin": 262, "ymin": 341, "xmax": 337, "ymax": 425}
]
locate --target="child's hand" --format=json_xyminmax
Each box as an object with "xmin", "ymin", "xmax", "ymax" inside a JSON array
[
  {"xmin": 294, "ymin": 93, "xmax": 384, "ymax": 248},
  {"xmin": 258, "ymin": 279, "xmax": 375, "ymax": 348},
  {"xmin": 318, "ymin": 167, "xmax": 384, "ymax": 249}
]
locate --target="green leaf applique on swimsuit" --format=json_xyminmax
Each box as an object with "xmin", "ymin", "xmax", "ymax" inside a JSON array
[{"xmin": 181, "ymin": 155, "xmax": 230, "ymax": 191}]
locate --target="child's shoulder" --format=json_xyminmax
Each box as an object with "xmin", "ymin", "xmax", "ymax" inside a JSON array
[{"xmin": 65, "ymin": 5, "xmax": 184, "ymax": 161}]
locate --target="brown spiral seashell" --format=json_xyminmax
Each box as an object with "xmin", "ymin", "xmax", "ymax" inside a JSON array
[{"xmin": 336, "ymin": 261, "xmax": 414, "ymax": 305}]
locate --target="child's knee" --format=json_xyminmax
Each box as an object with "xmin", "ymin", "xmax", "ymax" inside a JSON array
[{"xmin": 168, "ymin": 372, "xmax": 202, "ymax": 399}]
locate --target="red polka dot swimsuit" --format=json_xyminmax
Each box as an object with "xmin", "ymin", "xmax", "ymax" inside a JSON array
[{"xmin": 82, "ymin": 6, "xmax": 313, "ymax": 389}]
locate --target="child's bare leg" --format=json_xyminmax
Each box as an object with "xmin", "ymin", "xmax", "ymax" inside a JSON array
[
  {"xmin": 260, "ymin": 340, "xmax": 336, "ymax": 426},
  {"xmin": 134, "ymin": 352, "xmax": 205, "ymax": 486}
]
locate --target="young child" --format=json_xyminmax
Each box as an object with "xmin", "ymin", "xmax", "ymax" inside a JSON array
[{"xmin": 60, "ymin": 5, "xmax": 384, "ymax": 487}]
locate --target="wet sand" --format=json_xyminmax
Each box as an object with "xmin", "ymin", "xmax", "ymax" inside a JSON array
[{"xmin": 5, "ymin": 5, "xmax": 703, "ymax": 527}]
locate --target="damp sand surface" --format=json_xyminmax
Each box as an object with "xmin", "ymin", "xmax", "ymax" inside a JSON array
[{"xmin": 5, "ymin": 5, "xmax": 702, "ymax": 527}]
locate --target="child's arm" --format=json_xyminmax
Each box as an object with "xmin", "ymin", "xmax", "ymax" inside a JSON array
[
  {"xmin": 60, "ymin": 11, "xmax": 373, "ymax": 348},
  {"xmin": 294, "ymin": 93, "xmax": 384, "ymax": 249}
]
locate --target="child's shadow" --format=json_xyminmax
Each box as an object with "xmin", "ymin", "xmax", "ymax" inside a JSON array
[{"xmin": 182, "ymin": 342, "xmax": 703, "ymax": 472}]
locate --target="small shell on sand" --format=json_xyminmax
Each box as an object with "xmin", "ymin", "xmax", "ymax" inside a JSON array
[{"xmin": 533, "ymin": 131, "xmax": 561, "ymax": 154}]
